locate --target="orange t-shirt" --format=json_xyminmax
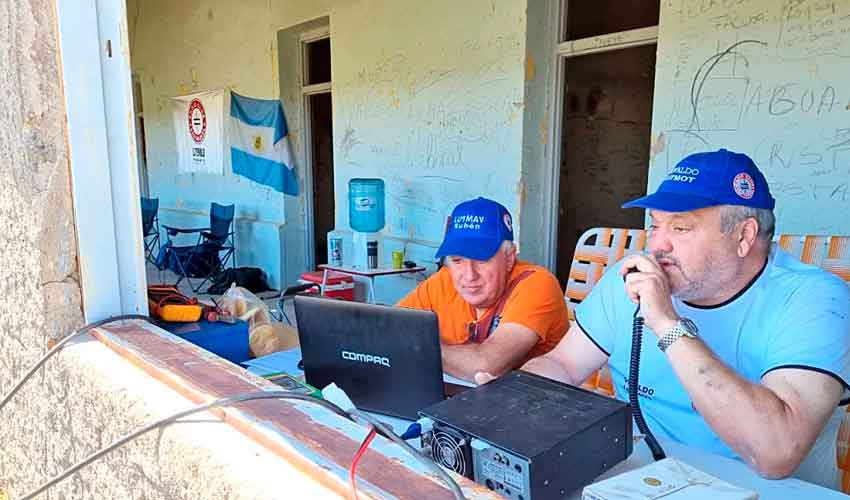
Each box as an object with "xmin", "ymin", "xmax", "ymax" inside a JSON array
[{"xmin": 398, "ymin": 261, "xmax": 568, "ymax": 365}]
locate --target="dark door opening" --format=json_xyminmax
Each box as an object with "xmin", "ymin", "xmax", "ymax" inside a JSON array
[
  {"xmin": 309, "ymin": 92, "xmax": 334, "ymax": 266},
  {"xmin": 555, "ymin": 44, "xmax": 657, "ymax": 285}
]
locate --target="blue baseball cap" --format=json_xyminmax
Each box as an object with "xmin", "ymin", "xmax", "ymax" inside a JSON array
[
  {"xmin": 623, "ymin": 149, "xmax": 775, "ymax": 212},
  {"xmin": 435, "ymin": 197, "xmax": 514, "ymax": 261}
]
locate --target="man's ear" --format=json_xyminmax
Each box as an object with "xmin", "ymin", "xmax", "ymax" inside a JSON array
[
  {"xmin": 505, "ymin": 244, "xmax": 517, "ymax": 271},
  {"xmin": 737, "ymin": 218, "xmax": 759, "ymax": 257}
]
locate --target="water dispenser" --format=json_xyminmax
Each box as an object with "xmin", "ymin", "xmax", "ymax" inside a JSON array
[{"xmin": 348, "ymin": 178, "xmax": 385, "ymax": 269}]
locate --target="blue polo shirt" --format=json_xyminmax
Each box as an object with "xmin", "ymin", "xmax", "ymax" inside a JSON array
[{"xmin": 575, "ymin": 245, "xmax": 850, "ymax": 482}]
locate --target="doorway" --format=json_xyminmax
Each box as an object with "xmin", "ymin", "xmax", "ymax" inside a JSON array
[
  {"xmin": 133, "ymin": 76, "xmax": 149, "ymax": 197},
  {"xmin": 554, "ymin": 0, "xmax": 659, "ymax": 285},
  {"xmin": 302, "ymin": 34, "xmax": 334, "ymax": 267},
  {"xmin": 308, "ymin": 92, "xmax": 333, "ymax": 266}
]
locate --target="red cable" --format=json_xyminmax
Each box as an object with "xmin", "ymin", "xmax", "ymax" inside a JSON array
[{"xmin": 349, "ymin": 426, "xmax": 378, "ymax": 500}]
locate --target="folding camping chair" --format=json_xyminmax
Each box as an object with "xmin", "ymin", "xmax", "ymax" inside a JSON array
[
  {"xmin": 140, "ymin": 197, "xmax": 160, "ymax": 265},
  {"xmin": 159, "ymin": 202, "xmax": 236, "ymax": 293}
]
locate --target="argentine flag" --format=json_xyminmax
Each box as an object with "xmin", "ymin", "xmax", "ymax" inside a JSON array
[{"xmin": 229, "ymin": 92, "xmax": 298, "ymax": 195}]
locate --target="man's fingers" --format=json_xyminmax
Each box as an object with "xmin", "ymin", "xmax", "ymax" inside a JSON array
[
  {"xmin": 620, "ymin": 254, "xmax": 661, "ymax": 278},
  {"xmin": 474, "ymin": 372, "xmax": 497, "ymax": 385},
  {"xmin": 623, "ymin": 272, "xmax": 640, "ymax": 303},
  {"xmin": 624, "ymin": 272, "xmax": 662, "ymax": 305}
]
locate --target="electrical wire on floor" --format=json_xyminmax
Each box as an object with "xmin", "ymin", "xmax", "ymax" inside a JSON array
[
  {"xmin": 0, "ymin": 314, "xmax": 152, "ymax": 414},
  {"xmin": 15, "ymin": 390, "xmax": 354, "ymax": 500},
  {"xmin": 349, "ymin": 425, "xmax": 377, "ymax": 500}
]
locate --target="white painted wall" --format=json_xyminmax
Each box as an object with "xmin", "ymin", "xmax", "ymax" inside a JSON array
[
  {"xmin": 128, "ymin": 1, "xmax": 333, "ymax": 288},
  {"xmin": 651, "ymin": 0, "xmax": 850, "ymax": 235},
  {"xmin": 329, "ymin": 1, "xmax": 527, "ymax": 241},
  {"xmin": 325, "ymin": 0, "xmax": 529, "ymax": 301},
  {"xmin": 130, "ymin": 0, "xmax": 531, "ymax": 300}
]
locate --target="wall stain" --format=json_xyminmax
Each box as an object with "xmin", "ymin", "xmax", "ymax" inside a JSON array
[
  {"xmin": 539, "ymin": 111, "xmax": 549, "ymax": 145},
  {"xmin": 525, "ymin": 50, "xmax": 536, "ymax": 82}
]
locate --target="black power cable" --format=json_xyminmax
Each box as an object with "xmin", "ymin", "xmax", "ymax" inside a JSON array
[
  {"xmin": 4, "ymin": 314, "xmax": 466, "ymax": 498},
  {"xmin": 16, "ymin": 390, "xmax": 467, "ymax": 500},
  {"xmin": 15, "ymin": 391, "xmax": 353, "ymax": 500},
  {"xmin": 0, "ymin": 314, "xmax": 153, "ymax": 414},
  {"xmin": 629, "ymin": 306, "xmax": 666, "ymax": 461}
]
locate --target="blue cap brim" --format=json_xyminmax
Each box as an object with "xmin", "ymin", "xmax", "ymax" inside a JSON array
[
  {"xmin": 622, "ymin": 192, "xmax": 719, "ymax": 212},
  {"xmin": 435, "ymin": 237, "xmax": 503, "ymax": 261}
]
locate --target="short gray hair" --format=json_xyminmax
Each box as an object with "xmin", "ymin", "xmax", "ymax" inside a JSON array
[
  {"xmin": 719, "ymin": 205, "xmax": 775, "ymax": 241},
  {"xmin": 500, "ymin": 240, "xmax": 516, "ymax": 254}
]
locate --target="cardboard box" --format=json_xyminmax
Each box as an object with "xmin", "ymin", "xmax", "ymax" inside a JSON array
[{"xmin": 582, "ymin": 458, "xmax": 758, "ymax": 500}]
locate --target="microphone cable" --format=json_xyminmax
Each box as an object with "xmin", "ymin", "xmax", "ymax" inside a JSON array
[{"xmin": 629, "ymin": 305, "xmax": 666, "ymax": 461}]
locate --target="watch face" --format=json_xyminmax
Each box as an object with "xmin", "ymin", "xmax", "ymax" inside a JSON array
[{"xmin": 680, "ymin": 318, "xmax": 699, "ymax": 335}]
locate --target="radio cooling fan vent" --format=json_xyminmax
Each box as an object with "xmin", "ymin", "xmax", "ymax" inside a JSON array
[{"xmin": 430, "ymin": 426, "xmax": 473, "ymax": 478}]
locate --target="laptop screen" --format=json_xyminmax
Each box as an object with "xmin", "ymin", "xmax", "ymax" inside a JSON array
[{"xmin": 294, "ymin": 296, "xmax": 445, "ymax": 420}]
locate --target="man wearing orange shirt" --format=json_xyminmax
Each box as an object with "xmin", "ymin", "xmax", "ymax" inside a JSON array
[{"xmin": 398, "ymin": 197, "xmax": 568, "ymax": 381}]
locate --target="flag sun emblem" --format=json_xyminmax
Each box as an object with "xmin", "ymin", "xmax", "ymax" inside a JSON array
[{"xmin": 253, "ymin": 135, "xmax": 264, "ymax": 152}]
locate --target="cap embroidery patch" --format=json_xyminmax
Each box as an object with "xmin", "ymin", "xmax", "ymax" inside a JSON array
[
  {"xmin": 733, "ymin": 172, "xmax": 755, "ymax": 199},
  {"xmin": 503, "ymin": 213, "xmax": 512, "ymax": 232},
  {"xmin": 453, "ymin": 214, "xmax": 485, "ymax": 230}
]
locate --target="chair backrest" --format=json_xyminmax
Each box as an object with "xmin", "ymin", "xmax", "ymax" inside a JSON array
[
  {"xmin": 566, "ymin": 230, "xmax": 850, "ymax": 319},
  {"xmin": 140, "ymin": 197, "xmax": 159, "ymax": 235},
  {"xmin": 209, "ymin": 203, "xmax": 235, "ymax": 242},
  {"xmin": 777, "ymin": 234, "xmax": 850, "ymax": 283},
  {"xmin": 564, "ymin": 227, "xmax": 647, "ymax": 321}
]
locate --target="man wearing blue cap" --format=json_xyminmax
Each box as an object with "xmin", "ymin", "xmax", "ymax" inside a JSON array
[
  {"xmin": 399, "ymin": 197, "xmax": 569, "ymax": 381},
  {"xmin": 498, "ymin": 149, "xmax": 850, "ymax": 488}
]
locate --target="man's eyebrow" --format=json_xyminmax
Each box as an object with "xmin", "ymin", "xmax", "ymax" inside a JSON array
[
  {"xmin": 649, "ymin": 212, "xmax": 696, "ymax": 224},
  {"xmin": 668, "ymin": 214, "xmax": 694, "ymax": 223}
]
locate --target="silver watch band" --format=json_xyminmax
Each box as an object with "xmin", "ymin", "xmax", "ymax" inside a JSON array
[{"xmin": 657, "ymin": 319, "xmax": 698, "ymax": 352}]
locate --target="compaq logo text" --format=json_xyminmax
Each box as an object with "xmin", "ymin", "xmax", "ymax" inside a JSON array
[{"xmin": 341, "ymin": 350, "xmax": 391, "ymax": 367}]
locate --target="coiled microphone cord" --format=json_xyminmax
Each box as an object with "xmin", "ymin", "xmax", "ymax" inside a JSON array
[{"xmin": 629, "ymin": 306, "xmax": 666, "ymax": 461}]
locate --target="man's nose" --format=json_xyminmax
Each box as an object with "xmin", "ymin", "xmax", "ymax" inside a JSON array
[
  {"xmin": 459, "ymin": 260, "xmax": 479, "ymax": 279},
  {"xmin": 648, "ymin": 227, "xmax": 673, "ymax": 254}
]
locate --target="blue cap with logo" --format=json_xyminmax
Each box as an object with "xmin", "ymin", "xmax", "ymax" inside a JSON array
[
  {"xmin": 623, "ymin": 149, "xmax": 775, "ymax": 212},
  {"xmin": 435, "ymin": 197, "xmax": 514, "ymax": 261}
]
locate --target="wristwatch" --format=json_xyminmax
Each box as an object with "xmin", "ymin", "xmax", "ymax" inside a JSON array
[{"xmin": 657, "ymin": 318, "xmax": 699, "ymax": 352}]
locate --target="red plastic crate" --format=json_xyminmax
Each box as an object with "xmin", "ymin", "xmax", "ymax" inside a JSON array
[{"xmin": 299, "ymin": 270, "xmax": 355, "ymax": 301}]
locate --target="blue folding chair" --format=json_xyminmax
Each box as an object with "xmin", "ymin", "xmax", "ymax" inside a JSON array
[
  {"xmin": 140, "ymin": 197, "xmax": 160, "ymax": 265},
  {"xmin": 159, "ymin": 202, "xmax": 236, "ymax": 293}
]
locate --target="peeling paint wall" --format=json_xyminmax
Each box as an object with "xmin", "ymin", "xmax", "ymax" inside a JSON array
[
  {"xmin": 651, "ymin": 0, "xmax": 850, "ymax": 235},
  {"xmin": 126, "ymin": 0, "xmax": 319, "ymax": 289},
  {"xmin": 0, "ymin": 0, "xmax": 85, "ymax": 493},
  {"xmin": 519, "ymin": 0, "xmax": 559, "ymax": 267},
  {"xmin": 0, "ymin": 1, "xmax": 334, "ymax": 498},
  {"xmin": 327, "ymin": 0, "xmax": 529, "ymax": 301},
  {"xmin": 329, "ymin": 1, "xmax": 527, "ymax": 242},
  {"xmin": 276, "ymin": 17, "xmax": 329, "ymax": 285},
  {"xmin": 130, "ymin": 0, "xmax": 533, "ymax": 300}
]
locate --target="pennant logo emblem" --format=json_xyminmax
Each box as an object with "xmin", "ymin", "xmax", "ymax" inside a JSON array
[{"xmin": 187, "ymin": 99, "xmax": 207, "ymax": 144}]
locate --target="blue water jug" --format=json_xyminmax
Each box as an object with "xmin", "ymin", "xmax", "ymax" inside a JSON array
[{"xmin": 348, "ymin": 178, "xmax": 385, "ymax": 232}]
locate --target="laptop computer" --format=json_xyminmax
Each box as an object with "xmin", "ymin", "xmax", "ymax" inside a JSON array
[{"xmin": 294, "ymin": 295, "xmax": 453, "ymax": 420}]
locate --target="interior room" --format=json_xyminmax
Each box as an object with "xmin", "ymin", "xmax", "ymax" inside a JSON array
[{"xmin": 4, "ymin": 1, "xmax": 850, "ymax": 499}]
